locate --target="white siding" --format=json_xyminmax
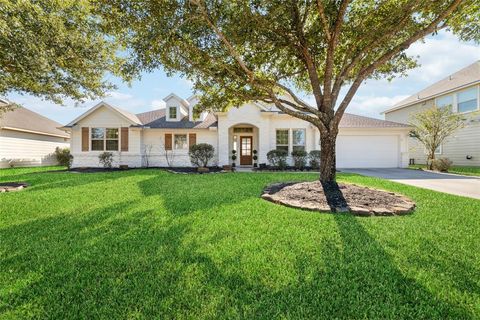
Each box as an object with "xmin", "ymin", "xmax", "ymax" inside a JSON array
[
  {"xmin": 385, "ymin": 95, "xmax": 480, "ymax": 166},
  {"xmin": 0, "ymin": 129, "xmax": 69, "ymax": 168}
]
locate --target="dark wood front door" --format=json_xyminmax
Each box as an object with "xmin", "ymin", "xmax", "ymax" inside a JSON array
[{"xmin": 240, "ymin": 136, "xmax": 253, "ymax": 165}]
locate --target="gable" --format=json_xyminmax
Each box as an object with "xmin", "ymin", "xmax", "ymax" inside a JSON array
[{"xmin": 75, "ymin": 105, "xmax": 135, "ymax": 127}]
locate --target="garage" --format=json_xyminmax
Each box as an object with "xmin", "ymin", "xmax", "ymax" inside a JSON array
[{"xmin": 336, "ymin": 135, "xmax": 400, "ymax": 168}]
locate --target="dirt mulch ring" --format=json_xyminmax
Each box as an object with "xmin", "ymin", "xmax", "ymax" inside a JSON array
[
  {"xmin": 262, "ymin": 181, "xmax": 415, "ymax": 216},
  {"xmin": 0, "ymin": 182, "xmax": 29, "ymax": 193}
]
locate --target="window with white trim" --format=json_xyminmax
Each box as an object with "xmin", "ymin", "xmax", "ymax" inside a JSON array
[
  {"xmin": 292, "ymin": 129, "xmax": 306, "ymax": 152},
  {"xmin": 174, "ymin": 134, "xmax": 187, "ymax": 150},
  {"xmin": 276, "ymin": 129, "xmax": 289, "ymax": 152},
  {"xmin": 435, "ymin": 145, "xmax": 442, "ymax": 155},
  {"xmin": 168, "ymin": 106, "xmax": 178, "ymax": 120},
  {"xmin": 91, "ymin": 128, "xmax": 119, "ymax": 151},
  {"xmin": 436, "ymin": 94, "xmax": 454, "ymax": 110},
  {"xmin": 457, "ymin": 87, "xmax": 478, "ymax": 113}
]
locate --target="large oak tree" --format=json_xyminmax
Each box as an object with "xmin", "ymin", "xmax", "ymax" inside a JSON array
[
  {"xmin": 0, "ymin": 0, "xmax": 121, "ymax": 109},
  {"xmin": 98, "ymin": 0, "xmax": 479, "ymax": 184}
]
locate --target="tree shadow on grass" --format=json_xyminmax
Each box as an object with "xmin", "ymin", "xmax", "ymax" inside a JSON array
[{"xmin": 1, "ymin": 194, "xmax": 474, "ymax": 318}]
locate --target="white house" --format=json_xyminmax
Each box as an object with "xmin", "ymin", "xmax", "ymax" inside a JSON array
[
  {"xmin": 62, "ymin": 93, "xmax": 410, "ymax": 169},
  {"xmin": 0, "ymin": 101, "xmax": 70, "ymax": 168}
]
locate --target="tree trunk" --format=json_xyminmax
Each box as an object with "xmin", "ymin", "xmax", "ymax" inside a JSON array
[{"xmin": 319, "ymin": 130, "xmax": 337, "ymax": 184}]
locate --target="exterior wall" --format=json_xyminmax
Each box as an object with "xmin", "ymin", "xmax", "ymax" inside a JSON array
[
  {"xmin": 0, "ymin": 129, "xmax": 69, "ymax": 168},
  {"xmin": 70, "ymin": 106, "xmax": 142, "ymax": 168},
  {"xmin": 385, "ymin": 92, "xmax": 480, "ymax": 166},
  {"xmin": 142, "ymin": 128, "xmax": 218, "ymax": 167}
]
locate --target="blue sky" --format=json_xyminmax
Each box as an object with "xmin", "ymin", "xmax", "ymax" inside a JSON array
[{"xmin": 6, "ymin": 31, "xmax": 480, "ymax": 124}]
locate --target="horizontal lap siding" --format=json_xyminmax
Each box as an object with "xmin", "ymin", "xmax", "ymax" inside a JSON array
[{"xmin": 0, "ymin": 129, "xmax": 69, "ymax": 168}]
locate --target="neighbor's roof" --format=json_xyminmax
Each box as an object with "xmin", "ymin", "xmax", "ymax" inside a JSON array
[
  {"xmin": 0, "ymin": 105, "xmax": 70, "ymax": 138},
  {"xmin": 339, "ymin": 113, "xmax": 410, "ymax": 128},
  {"xmin": 383, "ymin": 60, "xmax": 480, "ymax": 114},
  {"xmin": 136, "ymin": 109, "xmax": 217, "ymax": 129}
]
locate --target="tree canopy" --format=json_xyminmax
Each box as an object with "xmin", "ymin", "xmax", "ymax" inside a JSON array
[
  {"xmin": 98, "ymin": 0, "xmax": 479, "ymax": 182},
  {"xmin": 0, "ymin": 0, "xmax": 121, "ymax": 105}
]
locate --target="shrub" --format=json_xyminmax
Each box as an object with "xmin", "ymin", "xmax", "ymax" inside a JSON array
[
  {"xmin": 189, "ymin": 143, "xmax": 215, "ymax": 167},
  {"xmin": 98, "ymin": 152, "xmax": 114, "ymax": 168},
  {"xmin": 54, "ymin": 147, "xmax": 73, "ymax": 168},
  {"xmin": 291, "ymin": 149, "xmax": 307, "ymax": 169},
  {"xmin": 431, "ymin": 158, "xmax": 452, "ymax": 172},
  {"xmin": 309, "ymin": 150, "xmax": 321, "ymax": 169},
  {"xmin": 267, "ymin": 149, "xmax": 287, "ymax": 169}
]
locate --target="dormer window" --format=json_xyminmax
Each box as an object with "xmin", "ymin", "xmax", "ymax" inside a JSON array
[{"xmin": 168, "ymin": 106, "xmax": 177, "ymax": 120}]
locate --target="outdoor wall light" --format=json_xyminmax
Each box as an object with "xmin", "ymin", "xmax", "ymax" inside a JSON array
[{"xmin": 466, "ymin": 155, "xmax": 473, "ymax": 160}]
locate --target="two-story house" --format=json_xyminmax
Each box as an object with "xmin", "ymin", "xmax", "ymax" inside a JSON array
[{"xmin": 383, "ymin": 60, "xmax": 480, "ymax": 166}]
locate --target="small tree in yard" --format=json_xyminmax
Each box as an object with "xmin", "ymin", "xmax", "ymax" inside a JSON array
[
  {"xmin": 54, "ymin": 147, "xmax": 73, "ymax": 169},
  {"xmin": 99, "ymin": 152, "xmax": 114, "ymax": 168},
  {"xmin": 409, "ymin": 107, "xmax": 464, "ymax": 170},
  {"xmin": 189, "ymin": 143, "xmax": 215, "ymax": 167},
  {"xmin": 98, "ymin": 0, "xmax": 478, "ymax": 207}
]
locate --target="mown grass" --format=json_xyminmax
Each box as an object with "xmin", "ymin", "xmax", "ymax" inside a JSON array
[
  {"xmin": 1, "ymin": 166, "xmax": 479, "ymax": 319},
  {"xmin": 410, "ymin": 164, "xmax": 480, "ymax": 177}
]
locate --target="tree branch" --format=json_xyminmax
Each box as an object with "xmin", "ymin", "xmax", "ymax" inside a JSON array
[
  {"xmin": 316, "ymin": 0, "xmax": 331, "ymax": 42},
  {"xmin": 333, "ymin": 0, "xmax": 464, "ymax": 127}
]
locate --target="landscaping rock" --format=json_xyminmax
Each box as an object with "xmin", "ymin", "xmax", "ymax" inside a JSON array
[{"xmin": 262, "ymin": 181, "xmax": 415, "ymax": 216}]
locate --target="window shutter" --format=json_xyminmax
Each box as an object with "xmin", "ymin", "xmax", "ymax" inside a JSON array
[
  {"xmin": 121, "ymin": 127, "xmax": 129, "ymax": 151},
  {"xmin": 189, "ymin": 133, "xmax": 196, "ymax": 148},
  {"xmin": 81, "ymin": 127, "xmax": 89, "ymax": 151},
  {"xmin": 165, "ymin": 133, "xmax": 172, "ymax": 150}
]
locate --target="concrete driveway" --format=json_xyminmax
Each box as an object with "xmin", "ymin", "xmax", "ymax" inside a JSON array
[{"xmin": 341, "ymin": 168, "xmax": 480, "ymax": 199}]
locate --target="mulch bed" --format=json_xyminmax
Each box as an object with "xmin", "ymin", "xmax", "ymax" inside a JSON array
[
  {"xmin": 262, "ymin": 181, "xmax": 415, "ymax": 216},
  {"xmin": 0, "ymin": 182, "xmax": 29, "ymax": 193},
  {"xmin": 167, "ymin": 167, "xmax": 226, "ymax": 174},
  {"xmin": 68, "ymin": 167, "xmax": 226, "ymax": 174}
]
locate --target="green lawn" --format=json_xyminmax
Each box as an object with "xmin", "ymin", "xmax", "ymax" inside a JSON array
[
  {"xmin": 1, "ymin": 167, "xmax": 479, "ymax": 319},
  {"xmin": 410, "ymin": 164, "xmax": 480, "ymax": 177}
]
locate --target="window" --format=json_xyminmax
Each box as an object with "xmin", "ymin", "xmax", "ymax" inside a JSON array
[
  {"xmin": 169, "ymin": 106, "xmax": 177, "ymax": 119},
  {"xmin": 233, "ymin": 135, "xmax": 238, "ymax": 152},
  {"xmin": 276, "ymin": 129, "xmax": 289, "ymax": 152},
  {"xmin": 435, "ymin": 145, "xmax": 442, "ymax": 155},
  {"xmin": 457, "ymin": 87, "xmax": 478, "ymax": 113},
  {"xmin": 292, "ymin": 129, "xmax": 306, "ymax": 152},
  {"xmin": 91, "ymin": 128, "xmax": 104, "ymax": 151},
  {"xmin": 436, "ymin": 94, "xmax": 453, "ymax": 109},
  {"xmin": 174, "ymin": 134, "xmax": 187, "ymax": 150},
  {"xmin": 91, "ymin": 128, "xmax": 118, "ymax": 151},
  {"xmin": 233, "ymin": 127, "xmax": 253, "ymax": 133},
  {"xmin": 106, "ymin": 128, "xmax": 119, "ymax": 151}
]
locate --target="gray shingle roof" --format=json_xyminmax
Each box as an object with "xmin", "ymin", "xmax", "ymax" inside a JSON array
[
  {"xmin": 0, "ymin": 105, "xmax": 70, "ymax": 138},
  {"xmin": 340, "ymin": 113, "xmax": 409, "ymax": 128},
  {"xmin": 136, "ymin": 109, "xmax": 217, "ymax": 129},
  {"xmin": 385, "ymin": 60, "xmax": 480, "ymax": 113}
]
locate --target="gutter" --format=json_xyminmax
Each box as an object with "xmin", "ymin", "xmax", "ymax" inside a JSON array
[{"xmin": 1, "ymin": 126, "xmax": 70, "ymax": 139}]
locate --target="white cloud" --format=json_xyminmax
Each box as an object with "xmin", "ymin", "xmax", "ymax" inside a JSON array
[
  {"xmin": 104, "ymin": 91, "xmax": 133, "ymax": 100},
  {"xmin": 150, "ymin": 99, "xmax": 166, "ymax": 109},
  {"xmin": 348, "ymin": 95, "xmax": 410, "ymax": 119}
]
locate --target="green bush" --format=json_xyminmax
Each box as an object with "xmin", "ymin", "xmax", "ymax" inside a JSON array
[
  {"xmin": 309, "ymin": 150, "xmax": 321, "ymax": 169},
  {"xmin": 291, "ymin": 149, "xmax": 307, "ymax": 169},
  {"xmin": 98, "ymin": 152, "xmax": 114, "ymax": 168},
  {"xmin": 267, "ymin": 149, "xmax": 287, "ymax": 169},
  {"xmin": 189, "ymin": 143, "xmax": 215, "ymax": 167},
  {"xmin": 431, "ymin": 158, "xmax": 453, "ymax": 172},
  {"xmin": 54, "ymin": 147, "xmax": 73, "ymax": 168}
]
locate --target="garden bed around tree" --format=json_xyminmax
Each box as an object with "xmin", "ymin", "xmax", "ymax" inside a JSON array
[
  {"xmin": 262, "ymin": 181, "xmax": 415, "ymax": 216},
  {"xmin": 0, "ymin": 182, "xmax": 29, "ymax": 192}
]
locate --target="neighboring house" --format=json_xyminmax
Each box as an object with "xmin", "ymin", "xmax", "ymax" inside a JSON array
[
  {"xmin": 0, "ymin": 101, "xmax": 70, "ymax": 168},
  {"xmin": 62, "ymin": 93, "xmax": 410, "ymax": 169},
  {"xmin": 383, "ymin": 60, "xmax": 480, "ymax": 166}
]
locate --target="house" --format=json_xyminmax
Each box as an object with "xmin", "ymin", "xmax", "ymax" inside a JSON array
[
  {"xmin": 62, "ymin": 93, "xmax": 411, "ymax": 169},
  {"xmin": 383, "ymin": 60, "xmax": 480, "ymax": 166},
  {"xmin": 0, "ymin": 100, "xmax": 70, "ymax": 168}
]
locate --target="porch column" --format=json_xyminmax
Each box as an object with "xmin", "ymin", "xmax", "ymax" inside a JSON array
[{"xmin": 218, "ymin": 125, "xmax": 229, "ymax": 166}]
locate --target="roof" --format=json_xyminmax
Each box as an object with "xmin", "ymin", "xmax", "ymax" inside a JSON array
[
  {"xmin": 339, "ymin": 113, "xmax": 410, "ymax": 128},
  {"xmin": 384, "ymin": 60, "xmax": 480, "ymax": 114},
  {"xmin": 0, "ymin": 105, "xmax": 70, "ymax": 138},
  {"xmin": 136, "ymin": 109, "xmax": 217, "ymax": 129},
  {"xmin": 65, "ymin": 102, "xmax": 142, "ymax": 127}
]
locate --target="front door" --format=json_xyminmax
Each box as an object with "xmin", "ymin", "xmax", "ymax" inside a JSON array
[{"xmin": 240, "ymin": 136, "xmax": 253, "ymax": 165}]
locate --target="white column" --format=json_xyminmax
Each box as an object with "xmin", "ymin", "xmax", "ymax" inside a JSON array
[{"xmin": 217, "ymin": 125, "xmax": 229, "ymax": 166}]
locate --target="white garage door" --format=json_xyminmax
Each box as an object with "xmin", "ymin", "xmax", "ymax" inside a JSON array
[{"xmin": 337, "ymin": 135, "xmax": 399, "ymax": 168}]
